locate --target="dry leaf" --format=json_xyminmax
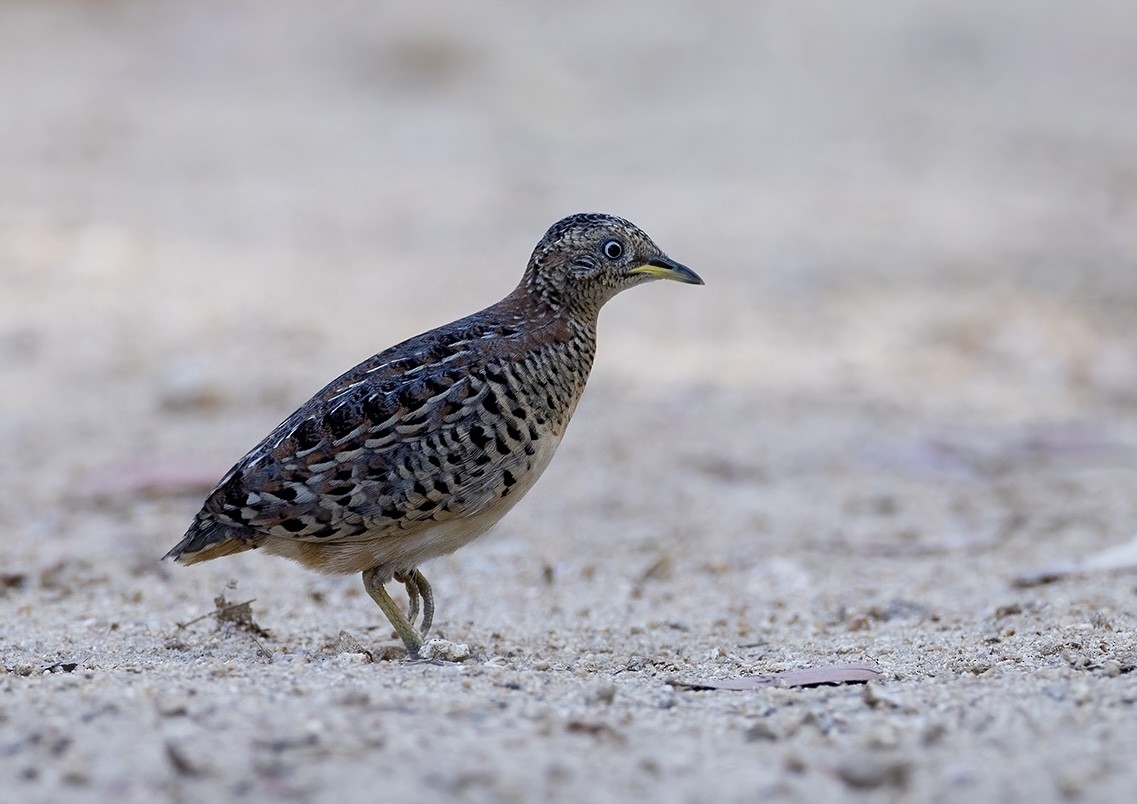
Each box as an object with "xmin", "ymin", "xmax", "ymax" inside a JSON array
[
  {"xmin": 211, "ymin": 595, "xmax": 271, "ymax": 639},
  {"xmin": 668, "ymin": 663, "xmax": 882, "ymax": 691}
]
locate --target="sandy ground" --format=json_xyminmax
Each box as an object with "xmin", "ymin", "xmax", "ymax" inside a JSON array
[{"xmin": 3, "ymin": 1, "xmax": 1137, "ymax": 801}]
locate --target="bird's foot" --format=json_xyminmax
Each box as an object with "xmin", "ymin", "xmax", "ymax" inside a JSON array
[{"xmin": 363, "ymin": 568, "xmax": 425, "ymax": 655}]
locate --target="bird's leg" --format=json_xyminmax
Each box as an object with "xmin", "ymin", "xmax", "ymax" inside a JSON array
[
  {"xmin": 393, "ymin": 569, "xmax": 434, "ymax": 638},
  {"xmin": 394, "ymin": 570, "xmax": 420, "ymax": 628},
  {"xmin": 362, "ymin": 568, "xmax": 423, "ymax": 655},
  {"xmin": 412, "ymin": 569, "xmax": 434, "ymax": 637}
]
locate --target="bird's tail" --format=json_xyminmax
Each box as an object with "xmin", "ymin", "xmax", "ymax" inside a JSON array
[{"xmin": 164, "ymin": 513, "xmax": 260, "ymax": 565}]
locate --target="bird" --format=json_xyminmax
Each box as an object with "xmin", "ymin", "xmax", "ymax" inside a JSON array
[{"xmin": 165, "ymin": 213, "xmax": 703, "ymax": 655}]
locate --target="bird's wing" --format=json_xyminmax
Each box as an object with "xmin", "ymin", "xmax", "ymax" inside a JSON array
[{"xmin": 199, "ymin": 323, "xmax": 543, "ymax": 544}]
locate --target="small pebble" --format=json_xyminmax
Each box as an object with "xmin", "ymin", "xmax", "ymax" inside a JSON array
[
  {"xmin": 584, "ymin": 680, "xmax": 617, "ymax": 706},
  {"xmin": 418, "ymin": 639, "xmax": 471, "ymax": 662},
  {"xmin": 744, "ymin": 720, "xmax": 778, "ymax": 742},
  {"xmin": 835, "ymin": 754, "xmax": 911, "ymax": 790}
]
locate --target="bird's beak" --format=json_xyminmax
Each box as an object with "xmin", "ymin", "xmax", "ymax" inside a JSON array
[{"xmin": 628, "ymin": 255, "xmax": 704, "ymax": 285}]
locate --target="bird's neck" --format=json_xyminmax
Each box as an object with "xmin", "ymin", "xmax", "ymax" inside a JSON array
[
  {"xmin": 534, "ymin": 318, "xmax": 597, "ymax": 432},
  {"xmin": 502, "ymin": 281, "xmax": 600, "ymax": 337},
  {"xmin": 494, "ymin": 285, "xmax": 599, "ymax": 417}
]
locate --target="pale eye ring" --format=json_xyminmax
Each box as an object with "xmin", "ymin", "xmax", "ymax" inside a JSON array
[{"xmin": 603, "ymin": 240, "xmax": 624, "ymax": 260}]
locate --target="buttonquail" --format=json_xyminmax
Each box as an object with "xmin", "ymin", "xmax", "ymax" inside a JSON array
[{"xmin": 165, "ymin": 213, "xmax": 703, "ymax": 654}]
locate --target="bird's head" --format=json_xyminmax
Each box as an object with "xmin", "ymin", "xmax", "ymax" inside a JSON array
[{"xmin": 522, "ymin": 213, "xmax": 703, "ymax": 315}]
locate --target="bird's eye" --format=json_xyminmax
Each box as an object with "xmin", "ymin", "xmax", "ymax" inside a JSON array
[{"xmin": 603, "ymin": 240, "xmax": 624, "ymax": 260}]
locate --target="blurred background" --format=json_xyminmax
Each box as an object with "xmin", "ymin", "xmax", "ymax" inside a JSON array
[{"xmin": 4, "ymin": 0, "xmax": 1137, "ymax": 587}]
